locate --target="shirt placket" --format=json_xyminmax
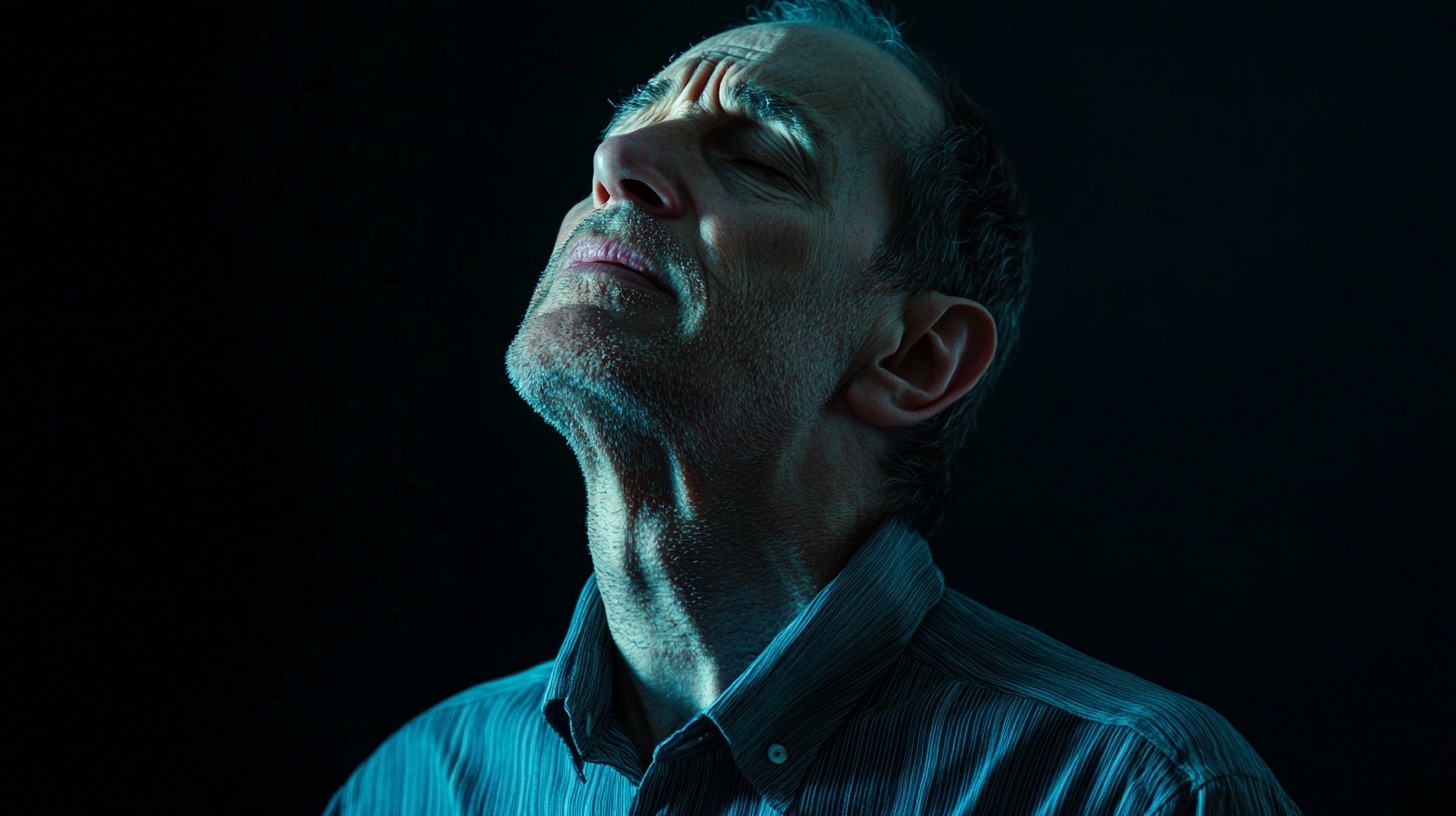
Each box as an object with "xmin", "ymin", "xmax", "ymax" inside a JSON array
[{"xmin": 627, "ymin": 722, "xmax": 770, "ymax": 816}]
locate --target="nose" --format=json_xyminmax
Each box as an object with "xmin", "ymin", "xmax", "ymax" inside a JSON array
[{"xmin": 591, "ymin": 125, "xmax": 689, "ymax": 218}]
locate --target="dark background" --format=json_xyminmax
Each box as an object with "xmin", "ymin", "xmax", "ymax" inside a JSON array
[{"xmin": 7, "ymin": 0, "xmax": 1454, "ymax": 812}]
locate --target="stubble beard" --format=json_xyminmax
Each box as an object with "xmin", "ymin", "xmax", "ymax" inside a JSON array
[
  {"xmin": 505, "ymin": 206, "xmax": 713, "ymax": 457},
  {"xmin": 505, "ymin": 208, "xmax": 872, "ymax": 488}
]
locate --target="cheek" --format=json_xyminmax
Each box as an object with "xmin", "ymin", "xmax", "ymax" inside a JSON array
[
  {"xmin": 700, "ymin": 211, "xmax": 830, "ymax": 302},
  {"xmin": 555, "ymin": 197, "xmax": 595, "ymax": 246},
  {"xmin": 700, "ymin": 212, "xmax": 866, "ymax": 376},
  {"xmin": 525, "ymin": 197, "xmax": 596, "ymax": 311}
]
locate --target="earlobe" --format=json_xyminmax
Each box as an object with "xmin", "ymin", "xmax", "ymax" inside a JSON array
[{"xmin": 845, "ymin": 293, "xmax": 997, "ymax": 428}]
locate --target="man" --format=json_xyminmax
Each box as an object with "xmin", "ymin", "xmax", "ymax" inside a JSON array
[{"xmin": 327, "ymin": 0, "xmax": 1301, "ymax": 813}]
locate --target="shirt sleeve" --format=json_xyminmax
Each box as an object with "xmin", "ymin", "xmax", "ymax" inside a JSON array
[{"xmin": 321, "ymin": 721, "xmax": 458, "ymax": 816}]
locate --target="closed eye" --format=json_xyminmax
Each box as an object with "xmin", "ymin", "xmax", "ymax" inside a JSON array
[
  {"xmin": 711, "ymin": 124, "xmax": 810, "ymax": 198},
  {"xmin": 734, "ymin": 156, "xmax": 789, "ymax": 179}
]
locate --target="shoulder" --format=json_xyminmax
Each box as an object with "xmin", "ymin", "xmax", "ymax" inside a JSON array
[
  {"xmin": 415, "ymin": 660, "xmax": 556, "ymax": 725},
  {"xmin": 389, "ymin": 659, "xmax": 555, "ymax": 751},
  {"xmin": 890, "ymin": 590, "xmax": 1298, "ymax": 811},
  {"xmin": 324, "ymin": 661, "xmax": 557, "ymax": 816}
]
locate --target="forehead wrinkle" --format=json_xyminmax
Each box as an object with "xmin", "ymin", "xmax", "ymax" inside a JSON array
[
  {"xmin": 686, "ymin": 49, "xmax": 836, "ymax": 169},
  {"xmin": 604, "ymin": 51, "xmax": 841, "ymax": 189}
]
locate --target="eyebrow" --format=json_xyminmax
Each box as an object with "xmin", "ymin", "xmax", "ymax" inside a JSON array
[{"xmin": 604, "ymin": 78, "xmax": 674, "ymax": 137}]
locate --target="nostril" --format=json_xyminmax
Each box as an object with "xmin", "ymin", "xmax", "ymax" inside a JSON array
[{"xmin": 620, "ymin": 178, "xmax": 665, "ymax": 209}]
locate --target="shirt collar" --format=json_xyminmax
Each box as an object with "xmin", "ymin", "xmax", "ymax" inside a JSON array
[
  {"xmin": 542, "ymin": 519, "xmax": 945, "ymax": 808},
  {"xmin": 541, "ymin": 571, "xmax": 618, "ymax": 781}
]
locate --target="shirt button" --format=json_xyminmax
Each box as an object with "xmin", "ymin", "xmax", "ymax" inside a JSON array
[{"xmin": 767, "ymin": 743, "xmax": 788, "ymax": 765}]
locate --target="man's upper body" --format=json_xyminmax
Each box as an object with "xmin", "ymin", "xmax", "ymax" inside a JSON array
[
  {"xmin": 325, "ymin": 520, "xmax": 1300, "ymax": 815},
  {"xmin": 327, "ymin": 0, "xmax": 1300, "ymax": 812}
]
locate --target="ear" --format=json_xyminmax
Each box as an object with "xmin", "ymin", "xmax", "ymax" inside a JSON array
[{"xmin": 844, "ymin": 293, "xmax": 997, "ymax": 428}]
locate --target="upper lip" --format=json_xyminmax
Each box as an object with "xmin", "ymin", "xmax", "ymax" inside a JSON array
[{"xmin": 565, "ymin": 235, "xmax": 674, "ymax": 296}]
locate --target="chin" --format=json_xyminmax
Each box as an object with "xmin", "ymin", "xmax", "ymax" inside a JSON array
[
  {"xmin": 505, "ymin": 300, "xmax": 815, "ymax": 464},
  {"xmin": 505, "ymin": 306, "xmax": 680, "ymax": 444}
]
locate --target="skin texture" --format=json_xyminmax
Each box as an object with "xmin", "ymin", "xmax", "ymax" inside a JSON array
[{"xmin": 505, "ymin": 22, "xmax": 997, "ymax": 761}]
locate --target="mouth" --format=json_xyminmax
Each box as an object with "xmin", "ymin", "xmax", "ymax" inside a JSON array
[{"xmin": 563, "ymin": 235, "xmax": 674, "ymax": 297}]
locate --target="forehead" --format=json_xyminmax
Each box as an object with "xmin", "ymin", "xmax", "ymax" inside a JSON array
[{"xmin": 645, "ymin": 22, "xmax": 939, "ymax": 161}]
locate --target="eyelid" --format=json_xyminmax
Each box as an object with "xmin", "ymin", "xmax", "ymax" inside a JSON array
[
  {"xmin": 734, "ymin": 155, "xmax": 788, "ymax": 179},
  {"xmin": 721, "ymin": 137, "xmax": 807, "ymax": 195},
  {"xmin": 743, "ymin": 148, "xmax": 790, "ymax": 177},
  {"xmin": 737, "ymin": 129, "xmax": 805, "ymax": 179}
]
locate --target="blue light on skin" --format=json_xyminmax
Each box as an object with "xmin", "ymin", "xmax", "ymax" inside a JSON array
[{"xmin": 506, "ymin": 21, "xmax": 996, "ymax": 762}]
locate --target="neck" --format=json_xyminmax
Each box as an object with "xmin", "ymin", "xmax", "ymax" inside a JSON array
[{"xmin": 571, "ymin": 416, "xmax": 883, "ymax": 758}]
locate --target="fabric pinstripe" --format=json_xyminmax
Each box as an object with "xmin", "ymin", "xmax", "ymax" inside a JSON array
[{"xmin": 325, "ymin": 521, "xmax": 1301, "ymax": 815}]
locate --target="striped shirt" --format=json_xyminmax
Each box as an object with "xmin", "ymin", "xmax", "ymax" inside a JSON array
[{"xmin": 325, "ymin": 520, "xmax": 1301, "ymax": 815}]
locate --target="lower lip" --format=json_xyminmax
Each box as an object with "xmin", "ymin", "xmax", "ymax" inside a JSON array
[{"xmin": 566, "ymin": 261, "xmax": 669, "ymax": 295}]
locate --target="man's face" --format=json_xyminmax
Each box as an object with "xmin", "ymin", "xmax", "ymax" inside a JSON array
[{"xmin": 507, "ymin": 22, "xmax": 939, "ymax": 460}]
